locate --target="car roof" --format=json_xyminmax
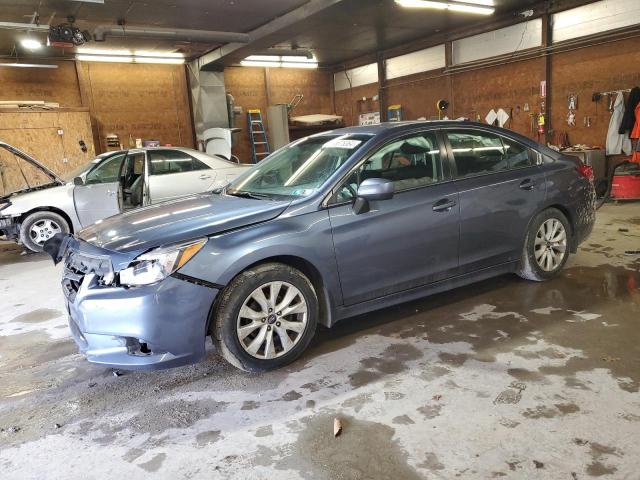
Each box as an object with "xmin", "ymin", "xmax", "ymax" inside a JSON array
[{"xmin": 325, "ymin": 120, "xmax": 511, "ymax": 136}]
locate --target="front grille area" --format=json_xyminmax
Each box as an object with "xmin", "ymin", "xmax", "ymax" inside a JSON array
[{"xmin": 62, "ymin": 251, "xmax": 114, "ymax": 302}]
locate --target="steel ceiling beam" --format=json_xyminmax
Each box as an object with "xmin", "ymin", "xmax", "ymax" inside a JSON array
[
  {"xmin": 93, "ymin": 25, "xmax": 249, "ymax": 44},
  {"xmin": 194, "ymin": 0, "xmax": 346, "ymax": 71}
]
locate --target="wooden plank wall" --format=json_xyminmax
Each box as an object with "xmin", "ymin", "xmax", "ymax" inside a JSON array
[
  {"xmin": 551, "ymin": 37, "xmax": 640, "ymax": 146},
  {"xmin": 224, "ymin": 66, "xmax": 333, "ymax": 163},
  {"xmin": 0, "ymin": 110, "xmax": 95, "ymax": 195},
  {"xmin": 0, "ymin": 60, "xmax": 195, "ymax": 159},
  {"xmin": 0, "ymin": 61, "xmax": 83, "ymax": 107},
  {"xmin": 334, "ymin": 83, "xmax": 380, "ymax": 127},
  {"xmin": 77, "ymin": 62, "xmax": 194, "ymax": 152},
  {"xmin": 334, "ymin": 36, "xmax": 640, "ymax": 150}
]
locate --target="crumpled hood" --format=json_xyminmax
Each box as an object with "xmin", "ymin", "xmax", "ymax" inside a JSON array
[{"xmin": 79, "ymin": 193, "xmax": 290, "ymax": 253}]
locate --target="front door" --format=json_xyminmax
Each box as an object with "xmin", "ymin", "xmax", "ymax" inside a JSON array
[
  {"xmin": 147, "ymin": 149, "xmax": 216, "ymax": 202},
  {"xmin": 328, "ymin": 130, "xmax": 460, "ymax": 306},
  {"xmin": 442, "ymin": 128, "xmax": 546, "ymax": 274},
  {"xmin": 74, "ymin": 152, "xmax": 125, "ymax": 227}
]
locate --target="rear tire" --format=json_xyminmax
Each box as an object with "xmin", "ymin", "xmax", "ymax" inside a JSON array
[
  {"xmin": 19, "ymin": 211, "xmax": 70, "ymax": 253},
  {"xmin": 211, "ymin": 263, "xmax": 318, "ymax": 372},
  {"xmin": 517, "ymin": 208, "xmax": 571, "ymax": 282}
]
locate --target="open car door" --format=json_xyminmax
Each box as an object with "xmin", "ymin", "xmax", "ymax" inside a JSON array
[{"xmin": 73, "ymin": 152, "xmax": 125, "ymax": 227}]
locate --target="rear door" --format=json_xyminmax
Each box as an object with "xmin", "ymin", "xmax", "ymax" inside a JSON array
[
  {"xmin": 442, "ymin": 128, "xmax": 546, "ymax": 274},
  {"xmin": 147, "ymin": 149, "xmax": 217, "ymax": 203},
  {"xmin": 73, "ymin": 153, "xmax": 126, "ymax": 226},
  {"xmin": 328, "ymin": 130, "xmax": 460, "ymax": 306}
]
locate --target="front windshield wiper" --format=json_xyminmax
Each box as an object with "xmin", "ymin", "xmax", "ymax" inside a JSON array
[{"xmin": 226, "ymin": 190, "xmax": 273, "ymax": 200}]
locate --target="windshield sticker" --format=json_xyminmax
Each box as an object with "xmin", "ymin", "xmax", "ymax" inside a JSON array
[{"xmin": 325, "ymin": 139, "xmax": 362, "ymax": 149}]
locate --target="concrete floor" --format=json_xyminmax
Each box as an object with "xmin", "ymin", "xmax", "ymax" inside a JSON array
[{"xmin": 1, "ymin": 203, "xmax": 639, "ymax": 479}]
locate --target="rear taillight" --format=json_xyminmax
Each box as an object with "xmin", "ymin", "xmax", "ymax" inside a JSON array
[{"xmin": 577, "ymin": 163, "xmax": 594, "ymax": 181}]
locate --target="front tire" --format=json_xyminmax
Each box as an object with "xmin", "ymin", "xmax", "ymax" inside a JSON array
[
  {"xmin": 212, "ymin": 263, "xmax": 318, "ymax": 372},
  {"xmin": 517, "ymin": 208, "xmax": 571, "ymax": 281},
  {"xmin": 19, "ymin": 211, "xmax": 70, "ymax": 253}
]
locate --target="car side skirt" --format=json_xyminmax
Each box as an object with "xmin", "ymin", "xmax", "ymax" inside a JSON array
[{"xmin": 332, "ymin": 260, "xmax": 517, "ymax": 325}]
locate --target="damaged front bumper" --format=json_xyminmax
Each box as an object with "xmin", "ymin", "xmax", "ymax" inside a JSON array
[
  {"xmin": 47, "ymin": 234, "xmax": 219, "ymax": 371},
  {"xmin": 0, "ymin": 215, "xmax": 19, "ymax": 241}
]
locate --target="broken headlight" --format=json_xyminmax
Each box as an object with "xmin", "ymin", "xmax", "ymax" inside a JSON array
[{"xmin": 119, "ymin": 238, "xmax": 207, "ymax": 286}]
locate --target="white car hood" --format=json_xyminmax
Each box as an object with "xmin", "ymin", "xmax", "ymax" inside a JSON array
[{"xmin": 1, "ymin": 183, "xmax": 74, "ymax": 216}]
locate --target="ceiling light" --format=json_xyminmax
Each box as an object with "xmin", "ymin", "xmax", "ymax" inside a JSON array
[
  {"xmin": 241, "ymin": 55, "xmax": 318, "ymax": 69},
  {"xmin": 76, "ymin": 54, "xmax": 185, "ymax": 64},
  {"xmin": 135, "ymin": 57, "xmax": 185, "ymax": 64},
  {"xmin": 76, "ymin": 48, "xmax": 185, "ymax": 64},
  {"xmin": 76, "ymin": 54, "xmax": 134, "ymax": 63},
  {"xmin": 20, "ymin": 38, "xmax": 43, "ymax": 50},
  {"xmin": 395, "ymin": 0, "xmax": 494, "ymax": 15},
  {"xmin": 76, "ymin": 47, "xmax": 132, "ymax": 56},
  {"xmin": 0, "ymin": 63, "xmax": 58, "ymax": 69},
  {"xmin": 134, "ymin": 50, "xmax": 184, "ymax": 58}
]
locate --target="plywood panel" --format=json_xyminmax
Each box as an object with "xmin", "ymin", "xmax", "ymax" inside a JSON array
[
  {"xmin": 551, "ymin": 36, "xmax": 640, "ymax": 147},
  {"xmin": 81, "ymin": 62, "xmax": 194, "ymax": 152},
  {"xmin": 224, "ymin": 66, "xmax": 333, "ymax": 163},
  {"xmin": 0, "ymin": 61, "xmax": 82, "ymax": 107},
  {"xmin": 334, "ymin": 83, "xmax": 380, "ymax": 127},
  {"xmin": 224, "ymin": 66, "xmax": 268, "ymax": 163},
  {"xmin": 385, "ymin": 73, "xmax": 449, "ymax": 121},
  {"xmin": 451, "ymin": 57, "xmax": 546, "ymax": 138},
  {"xmin": 0, "ymin": 110, "xmax": 96, "ymax": 195}
]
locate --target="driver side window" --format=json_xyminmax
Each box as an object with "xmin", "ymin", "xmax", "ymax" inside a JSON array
[
  {"xmin": 85, "ymin": 154, "xmax": 126, "ymax": 185},
  {"xmin": 332, "ymin": 131, "xmax": 444, "ymax": 203}
]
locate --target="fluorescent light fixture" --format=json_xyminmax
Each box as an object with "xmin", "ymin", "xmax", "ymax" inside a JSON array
[
  {"xmin": 135, "ymin": 57, "xmax": 185, "ymax": 64},
  {"xmin": 76, "ymin": 47, "xmax": 132, "ymax": 56},
  {"xmin": 395, "ymin": 0, "xmax": 494, "ymax": 15},
  {"xmin": 20, "ymin": 38, "xmax": 43, "ymax": 50},
  {"xmin": 77, "ymin": 54, "xmax": 135, "ymax": 63},
  {"xmin": 241, "ymin": 54, "xmax": 318, "ymax": 69},
  {"xmin": 76, "ymin": 48, "xmax": 185, "ymax": 64},
  {"xmin": 134, "ymin": 50, "xmax": 184, "ymax": 58},
  {"xmin": 0, "ymin": 62, "xmax": 58, "ymax": 69}
]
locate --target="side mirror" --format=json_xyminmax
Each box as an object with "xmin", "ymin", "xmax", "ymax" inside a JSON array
[
  {"xmin": 353, "ymin": 178, "xmax": 394, "ymax": 215},
  {"xmin": 357, "ymin": 178, "xmax": 394, "ymax": 201},
  {"xmin": 73, "ymin": 176, "xmax": 85, "ymax": 186}
]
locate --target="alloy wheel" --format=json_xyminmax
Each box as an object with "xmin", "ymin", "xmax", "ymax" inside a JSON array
[
  {"xmin": 534, "ymin": 218, "xmax": 567, "ymax": 272},
  {"xmin": 236, "ymin": 281, "xmax": 308, "ymax": 359},
  {"xmin": 29, "ymin": 219, "xmax": 62, "ymax": 246}
]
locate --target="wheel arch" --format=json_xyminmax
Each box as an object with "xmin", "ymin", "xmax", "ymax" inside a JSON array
[
  {"xmin": 19, "ymin": 206, "xmax": 75, "ymax": 233},
  {"xmin": 206, "ymin": 254, "xmax": 335, "ymax": 337},
  {"xmin": 523, "ymin": 203, "xmax": 576, "ymax": 253}
]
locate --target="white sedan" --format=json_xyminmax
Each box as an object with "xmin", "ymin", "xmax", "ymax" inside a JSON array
[{"xmin": 0, "ymin": 143, "xmax": 250, "ymax": 252}]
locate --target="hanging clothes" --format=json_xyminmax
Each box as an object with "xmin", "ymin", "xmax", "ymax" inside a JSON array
[
  {"xmin": 632, "ymin": 102, "xmax": 640, "ymax": 163},
  {"xmin": 619, "ymin": 86, "xmax": 640, "ymax": 134},
  {"xmin": 606, "ymin": 92, "xmax": 632, "ymax": 155}
]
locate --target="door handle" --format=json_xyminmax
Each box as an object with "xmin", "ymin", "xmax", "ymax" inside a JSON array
[
  {"xmin": 519, "ymin": 179, "xmax": 535, "ymax": 190},
  {"xmin": 106, "ymin": 190, "xmax": 116, "ymax": 196},
  {"xmin": 432, "ymin": 198, "xmax": 457, "ymax": 212},
  {"xmin": 199, "ymin": 174, "xmax": 212, "ymax": 180}
]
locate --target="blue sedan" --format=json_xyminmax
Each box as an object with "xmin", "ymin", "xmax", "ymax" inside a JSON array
[{"xmin": 45, "ymin": 121, "xmax": 596, "ymax": 372}]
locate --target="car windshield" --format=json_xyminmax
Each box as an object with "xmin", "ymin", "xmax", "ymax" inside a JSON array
[
  {"xmin": 226, "ymin": 134, "xmax": 371, "ymax": 199},
  {"xmin": 61, "ymin": 152, "xmax": 117, "ymax": 182}
]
